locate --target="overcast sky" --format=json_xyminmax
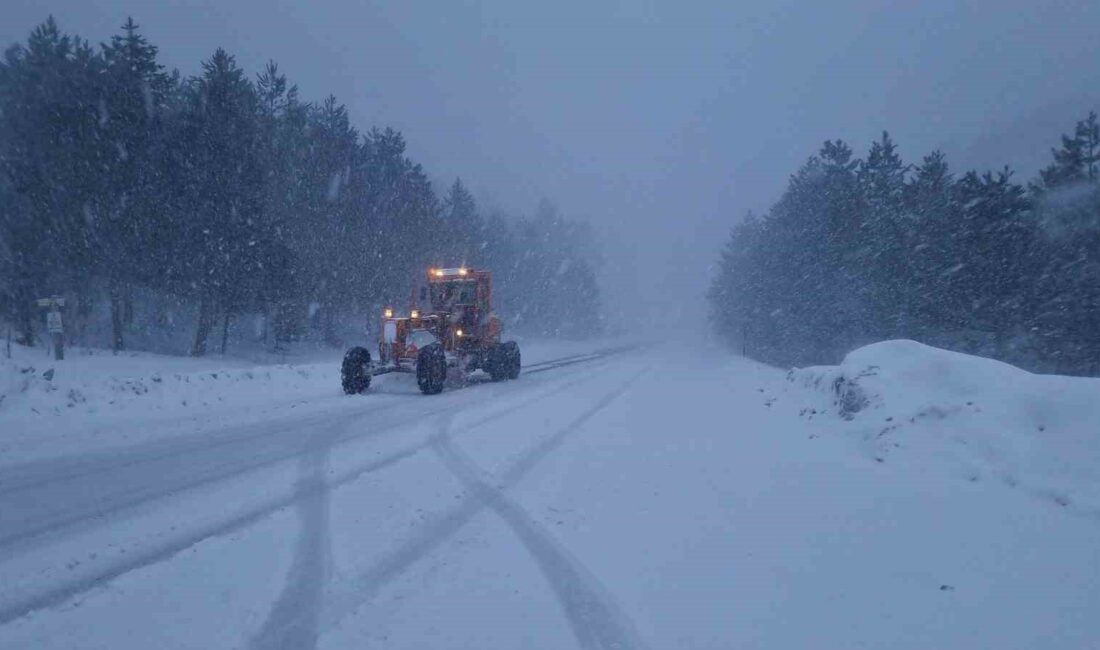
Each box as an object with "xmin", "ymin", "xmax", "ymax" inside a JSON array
[{"xmin": 5, "ymin": 0, "xmax": 1100, "ymax": 326}]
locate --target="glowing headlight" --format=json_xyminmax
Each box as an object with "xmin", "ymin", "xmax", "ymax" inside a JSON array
[
  {"xmin": 384, "ymin": 307, "xmax": 394, "ymax": 318},
  {"xmin": 458, "ymin": 268, "xmax": 468, "ymax": 276},
  {"xmin": 410, "ymin": 310, "xmax": 420, "ymax": 319},
  {"xmin": 433, "ymin": 269, "xmax": 445, "ymax": 277},
  {"xmin": 456, "ymin": 329, "xmax": 464, "ymax": 337}
]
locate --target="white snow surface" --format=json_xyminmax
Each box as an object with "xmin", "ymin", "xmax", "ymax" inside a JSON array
[
  {"xmin": 0, "ymin": 339, "xmax": 1097, "ymax": 649},
  {"xmin": 0, "ymin": 338, "xmax": 598, "ymax": 465},
  {"xmin": 790, "ymin": 339, "xmax": 1100, "ymax": 516}
]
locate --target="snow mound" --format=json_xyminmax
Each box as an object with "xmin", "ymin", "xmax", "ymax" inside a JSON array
[
  {"xmin": 1, "ymin": 358, "xmax": 324, "ymax": 419},
  {"xmin": 0, "ymin": 345, "xmax": 344, "ymax": 465},
  {"xmin": 789, "ymin": 339, "xmax": 1100, "ymax": 515},
  {"xmin": 0, "ymin": 338, "xmax": 619, "ymax": 465}
]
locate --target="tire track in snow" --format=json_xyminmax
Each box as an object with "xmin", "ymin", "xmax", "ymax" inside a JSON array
[
  {"xmin": 432, "ymin": 427, "xmax": 648, "ymax": 650},
  {"xmin": 0, "ymin": 403, "xmax": 417, "ymax": 555},
  {"xmin": 245, "ymin": 361, "xmax": 619, "ymax": 650},
  {"xmin": 320, "ymin": 365, "xmax": 650, "ymax": 644},
  {"xmin": 0, "ymin": 440, "xmax": 421, "ymax": 626},
  {"xmin": 0, "ymin": 362, "xmax": 612, "ymax": 625},
  {"xmin": 248, "ymin": 425, "xmax": 340, "ymax": 650},
  {"xmin": 0, "ymin": 359, "xmax": 592, "ymax": 557}
]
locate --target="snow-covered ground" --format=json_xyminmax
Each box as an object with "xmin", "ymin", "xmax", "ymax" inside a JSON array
[
  {"xmin": 0, "ymin": 337, "xmax": 600, "ymax": 465},
  {"xmin": 790, "ymin": 339, "xmax": 1100, "ymax": 516},
  {"xmin": 1, "ymin": 340, "xmax": 1097, "ymax": 648}
]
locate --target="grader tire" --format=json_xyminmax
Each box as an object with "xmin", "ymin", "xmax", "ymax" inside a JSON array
[
  {"xmin": 502, "ymin": 341, "xmax": 521, "ymax": 379},
  {"xmin": 488, "ymin": 341, "xmax": 521, "ymax": 381},
  {"xmin": 487, "ymin": 344, "xmax": 508, "ymax": 382},
  {"xmin": 417, "ymin": 343, "xmax": 447, "ymax": 395},
  {"xmin": 341, "ymin": 346, "xmax": 372, "ymax": 395}
]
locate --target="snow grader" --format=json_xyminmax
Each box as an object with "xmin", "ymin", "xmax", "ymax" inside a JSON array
[{"xmin": 341, "ymin": 267, "xmax": 521, "ymax": 395}]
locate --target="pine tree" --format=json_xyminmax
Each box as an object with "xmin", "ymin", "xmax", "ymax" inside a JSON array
[
  {"xmin": 905, "ymin": 150, "xmax": 959, "ymax": 338},
  {"xmin": 0, "ymin": 18, "xmax": 104, "ymax": 343},
  {"xmin": 442, "ymin": 178, "xmax": 481, "ymax": 264},
  {"xmin": 1079, "ymin": 112, "xmax": 1100, "ymax": 182},
  {"xmin": 255, "ymin": 61, "xmax": 307, "ymax": 346},
  {"xmin": 1038, "ymin": 112, "xmax": 1099, "ymax": 190},
  {"xmin": 99, "ymin": 17, "xmax": 173, "ymax": 350},
  {"xmin": 178, "ymin": 48, "xmax": 264, "ymax": 356},
  {"xmin": 1029, "ymin": 112, "xmax": 1100, "ymax": 372},
  {"xmin": 708, "ymin": 213, "xmax": 765, "ymax": 354},
  {"xmin": 931, "ymin": 168, "xmax": 1032, "ymax": 356},
  {"xmin": 858, "ymin": 132, "xmax": 911, "ymax": 339}
]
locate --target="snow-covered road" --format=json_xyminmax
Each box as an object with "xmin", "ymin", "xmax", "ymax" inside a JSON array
[{"xmin": 1, "ymin": 344, "xmax": 1098, "ymax": 649}]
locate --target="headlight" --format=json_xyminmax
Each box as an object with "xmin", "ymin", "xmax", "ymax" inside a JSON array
[
  {"xmin": 433, "ymin": 269, "xmax": 445, "ymax": 277},
  {"xmin": 456, "ymin": 329, "xmax": 464, "ymax": 337},
  {"xmin": 458, "ymin": 268, "xmax": 468, "ymax": 276},
  {"xmin": 384, "ymin": 307, "xmax": 393, "ymax": 318},
  {"xmin": 410, "ymin": 310, "xmax": 420, "ymax": 319}
]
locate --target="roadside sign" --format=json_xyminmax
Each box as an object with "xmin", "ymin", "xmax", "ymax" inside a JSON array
[
  {"xmin": 36, "ymin": 296, "xmax": 67, "ymax": 360},
  {"xmin": 47, "ymin": 311, "xmax": 63, "ymax": 334}
]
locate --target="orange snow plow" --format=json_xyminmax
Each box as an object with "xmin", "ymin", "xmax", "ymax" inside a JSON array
[{"xmin": 341, "ymin": 267, "xmax": 520, "ymax": 395}]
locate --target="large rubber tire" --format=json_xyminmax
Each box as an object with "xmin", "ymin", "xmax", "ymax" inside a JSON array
[
  {"xmin": 487, "ymin": 341, "xmax": 521, "ymax": 381},
  {"xmin": 502, "ymin": 341, "xmax": 521, "ymax": 379},
  {"xmin": 342, "ymin": 346, "xmax": 372, "ymax": 395},
  {"xmin": 486, "ymin": 344, "xmax": 506, "ymax": 382},
  {"xmin": 416, "ymin": 343, "xmax": 447, "ymax": 395}
]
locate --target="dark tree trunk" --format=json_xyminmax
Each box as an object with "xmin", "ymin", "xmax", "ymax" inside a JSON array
[
  {"xmin": 262, "ymin": 303, "xmax": 270, "ymax": 345},
  {"xmin": 75, "ymin": 292, "xmax": 94, "ymax": 346},
  {"xmin": 152, "ymin": 294, "xmax": 171, "ymax": 330},
  {"xmin": 123, "ymin": 286, "xmax": 134, "ymax": 327},
  {"xmin": 220, "ymin": 311, "xmax": 232, "ymax": 355},
  {"xmin": 273, "ymin": 301, "xmax": 292, "ymax": 351},
  {"xmin": 322, "ymin": 303, "xmax": 340, "ymax": 347},
  {"xmin": 15, "ymin": 283, "xmax": 36, "ymax": 347},
  {"xmin": 109, "ymin": 282, "xmax": 126, "ymax": 353},
  {"xmin": 191, "ymin": 297, "xmax": 214, "ymax": 357}
]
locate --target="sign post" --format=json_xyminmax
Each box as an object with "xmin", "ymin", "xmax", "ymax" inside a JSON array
[{"xmin": 36, "ymin": 296, "xmax": 66, "ymax": 361}]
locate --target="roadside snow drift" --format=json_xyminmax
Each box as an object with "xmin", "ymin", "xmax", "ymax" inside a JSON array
[
  {"xmin": 789, "ymin": 339, "xmax": 1100, "ymax": 516},
  {"xmin": 0, "ymin": 339, "xmax": 622, "ymax": 465}
]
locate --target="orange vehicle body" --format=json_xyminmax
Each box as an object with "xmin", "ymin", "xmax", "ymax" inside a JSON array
[
  {"xmin": 343, "ymin": 265, "xmax": 519, "ymax": 395},
  {"xmin": 378, "ymin": 267, "xmax": 503, "ymax": 364}
]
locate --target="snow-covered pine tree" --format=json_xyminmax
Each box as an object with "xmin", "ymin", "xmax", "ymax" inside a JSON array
[
  {"xmin": 857, "ymin": 132, "xmax": 911, "ymax": 340},
  {"xmin": 100, "ymin": 17, "xmax": 174, "ymax": 351}
]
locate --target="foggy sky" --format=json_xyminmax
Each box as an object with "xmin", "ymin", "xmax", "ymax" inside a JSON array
[{"xmin": 5, "ymin": 0, "xmax": 1100, "ymax": 328}]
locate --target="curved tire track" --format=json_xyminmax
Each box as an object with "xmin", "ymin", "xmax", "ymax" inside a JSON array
[
  {"xmin": 433, "ymin": 430, "xmax": 648, "ymax": 650},
  {"xmin": 0, "ymin": 357, "xmax": 621, "ymax": 626},
  {"xmin": 321, "ymin": 365, "xmax": 650, "ymax": 644}
]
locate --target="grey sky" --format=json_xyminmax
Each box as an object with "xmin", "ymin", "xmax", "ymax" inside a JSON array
[{"xmin": 5, "ymin": 0, "xmax": 1100, "ymax": 326}]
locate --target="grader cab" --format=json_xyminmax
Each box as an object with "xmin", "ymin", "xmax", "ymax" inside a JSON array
[{"xmin": 342, "ymin": 267, "xmax": 521, "ymax": 395}]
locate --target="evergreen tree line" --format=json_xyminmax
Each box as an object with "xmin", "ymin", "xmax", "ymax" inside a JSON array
[
  {"xmin": 0, "ymin": 17, "xmax": 602, "ymax": 355},
  {"xmin": 709, "ymin": 114, "xmax": 1100, "ymax": 375}
]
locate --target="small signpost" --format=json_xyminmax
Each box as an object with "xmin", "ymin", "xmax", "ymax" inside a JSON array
[{"xmin": 36, "ymin": 296, "xmax": 66, "ymax": 360}]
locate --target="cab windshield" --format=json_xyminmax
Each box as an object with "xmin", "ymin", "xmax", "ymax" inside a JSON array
[{"xmin": 429, "ymin": 280, "xmax": 477, "ymax": 310}]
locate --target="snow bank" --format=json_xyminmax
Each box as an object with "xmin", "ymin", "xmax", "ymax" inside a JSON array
[
  {"xmin": 0, "ymin": 338, "xmax": 621, "ymax": 465},
  {"xmin": 0, "ymin": 344, "xmax": 344, "ymax": 463},
  {"xmin": 789, "ymin": 339, "xmax": 1100, "ymax": 515},
  {"xmin": 0, "ymin": 351, "xmax": 326, "ymax": 420}
]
